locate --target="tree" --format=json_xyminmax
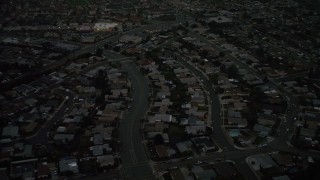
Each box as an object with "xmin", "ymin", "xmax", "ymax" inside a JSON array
[
  {"xmin": 226, "ymin": 64, "xmax": 239, "ymax": 78},
  {"xmin": 154, "ymin": 134, "xmax": 164, "ymax": 145},
  {"xmin": 308, "ymin": 68, "xmax": 314, "ymax": 79},
  {"xmin": 185, "ymin": 21, "xmax": 189, "ymax": 27},
  {"xmin": 112, "ymin": 128, "xmax": 119, "ymax": 139},
  {"xmin": 250, "ymin": 87, "xmax": 265, "ymax": 99},
  {"xmin": 96, "ymin": 48, "xmax": 103, "ymax": 57},
  {"xmin": 81, "ymin": 116, "xmax": 93, "ymax": 127},
  {"xmin": 113, "ymin": 46, "xmax": 120, "ymax": 52},
  {"xmin": 191, "ymin": 23, "xmax": 198, "ymax": 28},
  {"xmin": 199, "ymin": 49, "xmax": 208, "ymax": 58},
  {"xmin": 209, "ymin": 73, "xmax": 219, "ymax": 85},
  {"xmin": 95, "ymin": 69, "xmax": 106, "ymax": 89}
]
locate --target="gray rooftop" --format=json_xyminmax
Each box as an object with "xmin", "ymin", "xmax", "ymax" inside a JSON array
[{"xmin": 59, "ymin": 157, "xmax": 79, "ymax": 173}]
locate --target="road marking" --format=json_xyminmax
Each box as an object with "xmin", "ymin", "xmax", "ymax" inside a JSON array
[
  {"xmin": 119, "ymin": 168, "xmax": 125, "ymax": 179},
  {"xmin": 129, "ymin": 149, "xmax": 137, "ymax": 163}
]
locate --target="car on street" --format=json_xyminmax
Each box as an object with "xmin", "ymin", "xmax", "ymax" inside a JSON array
[{"xmin": 258, "ymin": 144, "xmax": 267, "ymax": 148}]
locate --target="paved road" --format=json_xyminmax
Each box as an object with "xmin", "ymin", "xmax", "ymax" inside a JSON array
[
  {"xmin": 155, "ymin": 142, "xmax": 320, "ymax": 180},
  {"xmin": 75, "ymin": 16, "xmax": 318, "ymax": 180},
  {"xmin": 171, "ymin": 24, "xmax": 309, "ymax": 179},
  {"xmin": 124, "ymin": 22, "xmax": 304, "ymax": 179},
  {"xmin": 175, "ymin": 56, "xmax": 235, "ymax": 152},
  {"xmin": 187, "ymin": 29, "xmax": 300, "ymax": 142},
  {"xmin": 80, "ymin": 169, "xmax": 121, "ymax": 180},
  {"xmin": 272, "ymin": 71, "xmax": 308, "ymax": 82},
  {"xmin": 154, "ymin": 148, "xmax": 263, "ymax": 180},
  {"xmin": 2, "ymin": 20, "xmax": 179, "ymax": 178},
  {"xmin": 0, "ymin": 22, "xmax": 177, "ymax": 91},
  {"xmin": 3, "ymin": 14, "xmax": 310, "ymax": 179},
  {"xmin": 173, "ymin": 53, "xmax": 259, "ymax": 179},
  {"xmin": 0, "ymin": 88, "xmax": 74, "ymax": 150},
  {"xmin": 27, "ymin": 89, "xmax": 75, "ymax": 145},
  {"xmin": 119, "ymin": 61, "xmax": 155, "ymax": 179},
  {"xmin": 22, "ymin": 57, "xmax": 131, "ymax": 144},
  {"xmin": 50, "ymin": 57, "xmax": 153, "ymax": 179}
]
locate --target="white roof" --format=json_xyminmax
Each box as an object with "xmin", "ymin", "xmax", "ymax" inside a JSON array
[{"xmin": 94, "ymin": 23, "xmax": 118, "ymax": 29}]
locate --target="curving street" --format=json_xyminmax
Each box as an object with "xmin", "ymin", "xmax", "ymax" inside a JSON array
[
  {"xmin": 27, "ymin": 89, "xmax": 75, "ymax": 146},
  {"xmin": 4, "ymin": 13, "xmax": 316, "ymax": 180},
  {"xmin": 175, "ymin": 56, "xmax": 236, "ymax": 152},
  {"xmin": 119, "ymin": 61, "xmax": 155, "ymax": 179}
]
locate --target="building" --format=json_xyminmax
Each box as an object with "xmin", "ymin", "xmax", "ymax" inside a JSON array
[
  {"xmin": 97, "ymin": 155, "xmax": 115, "ymax": 167},
  {"xmin": 1, "ymin": 125, "xmax": 19, "ymax": 139},
  {"xmin": 192, "ymin": 166, "xmax": 217, "ymax": 180},
  {"xmin": 93, "ymin": 23, "xmax": 121, "ymax": 32},
  {"xmin": 207, "ymin": 16, "xmax": 233, "ymax": 24},
  {"xmin": 37, "ymin": 163, "xmax": 50, "ymax": 179},
  {"xmin": 59, "ymin": 157, "xmax": 79, "ymax": 174}
]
